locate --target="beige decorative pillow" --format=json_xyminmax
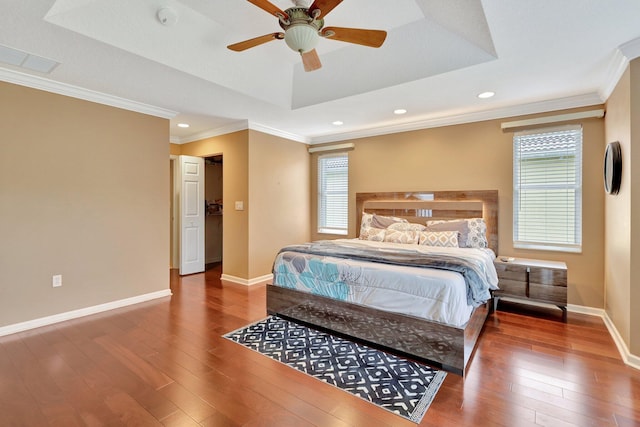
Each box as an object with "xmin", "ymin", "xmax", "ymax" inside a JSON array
[
  {"xmin": 387, "ymin": 222, "xmax": 427, "ymax": 232},
  {"xmin": 360, "ymin": 227, "xmax": 386, "ymax": 242},
  {"xmin": 371, "ymin": 214, "xmax": 407, "ymax": 229},
  {"xmin": 426, "ymin": 218, "xmax": 487, "ymax": 248},
  {"xmin": 360, "ymin": 213, "xmax": 407, "ymax": 237},
  {"xmin": 360, "ymin": 213, "xmax": 375, "ymax": 237},
  {"xmin": 383, "ymin": 229, "xmax": 420, "ymax": 244},
  {"xmin": 424, "ymin": 220, "xmax": 469, "ymax": 247},
  {"xmin": 419, "ymin": 231, "xmax": 459, "ymax": 247}
]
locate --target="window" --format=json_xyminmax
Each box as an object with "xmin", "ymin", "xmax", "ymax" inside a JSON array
[
  {"xmin": 318, "ymin": 153, "xmax": 348, "ymax": 235},
  {"xmin": 513, "ymin": 125, "xmax": 582, "ymax": 252}
]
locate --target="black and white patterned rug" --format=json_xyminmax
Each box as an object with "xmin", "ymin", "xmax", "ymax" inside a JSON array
[{"xmin": 223, "ymin": 316, "xmax": 446, "ymax": 423}]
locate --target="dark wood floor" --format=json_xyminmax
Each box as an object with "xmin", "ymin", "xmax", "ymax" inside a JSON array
[{"xmin": 1, "ymin": 265, "xmax": 639, "ymax": 426}]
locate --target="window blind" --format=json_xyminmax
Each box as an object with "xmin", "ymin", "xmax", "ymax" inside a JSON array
[
  {"xmin": 513, "ymin": 125, "xmax": 582, "ymax": 252},
  {"xmin": 318, "ymin": 154, "xmax": 348, "ymax": 235}
]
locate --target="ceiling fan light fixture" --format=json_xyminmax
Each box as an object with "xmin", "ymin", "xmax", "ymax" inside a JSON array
[{"xmin": 284, "ymin": 24, "xmax": 319, "ymax": 53}]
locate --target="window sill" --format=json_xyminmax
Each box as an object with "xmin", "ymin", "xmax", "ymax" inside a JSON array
[
  {"xmin": 514, "ymin": 242, "xmax": 582, "ymax": 254},
  {"xmin": 318, "ymin": 228, "xmax": 348, "ymax": 236}
]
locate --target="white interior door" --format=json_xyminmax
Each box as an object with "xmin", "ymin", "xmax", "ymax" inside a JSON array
[{"xmin": 178, "ymin": 155, "xmax": 205, "ymax": 275}]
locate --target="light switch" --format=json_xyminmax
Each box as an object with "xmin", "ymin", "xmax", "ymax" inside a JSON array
[
  {"xmin": 52, "ymin": 274, "xmax": 62, "ymax": 287},
  {"xmin": 235, "ymin": 201, "xmax": 244, "ymax": 211}
]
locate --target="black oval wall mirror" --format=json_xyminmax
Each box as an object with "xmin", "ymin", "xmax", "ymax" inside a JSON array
[{"xmin": 604, "ymin": 141, "xmax": 622, "ymax": 195}]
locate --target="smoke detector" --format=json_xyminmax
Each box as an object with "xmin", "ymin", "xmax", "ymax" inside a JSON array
[{"xmin": 157, "ymin": 7, "xmax": 178, "ymax": 26}]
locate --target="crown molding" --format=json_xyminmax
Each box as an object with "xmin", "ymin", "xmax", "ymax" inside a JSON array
[
  {"xmin": 171, "ymin": 93, "xmax": 604, "ymax": 146},
  {"xmin": 248, "ymin": 122, "xmax": 309, "ymax": 144},
  {"xmin": 619, "ymin": 36, "xmax": 640, "ymax": 61},
  {"xmin": 171, "ymin": 120, "xmax": 249, "ymax": 144},
  {"xmin": 308, "ymin": 93, "xmax": 604, "ymax": 144},
  {"xmin": 0, "ymin": 67, "xmax": 177, "ymax": 119},
  {"xmin": 171, "ymin": 120, "xmax": 309, "ymax": 145},
  {"xmin": 599, "ymin": 37, "xmax": 640, "ymax": 102},
  {"xmin": 600, "ymin": 48, "xmax": 630, "ymax": 102}
]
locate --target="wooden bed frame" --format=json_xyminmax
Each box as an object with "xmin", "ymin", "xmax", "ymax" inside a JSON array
[{"xmin": 267, "ymin": 190, "xmax": 498, "ymax": 376}]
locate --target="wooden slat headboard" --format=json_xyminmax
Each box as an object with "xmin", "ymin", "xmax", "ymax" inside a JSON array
[{"xmin": 356, "ymin": 190, "xmax": 499, "ymax": 255}]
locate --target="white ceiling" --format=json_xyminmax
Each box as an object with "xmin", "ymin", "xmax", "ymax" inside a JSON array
[{"xmin": 1, "ymin": 0, "xmax": 640, "ymax": 144}]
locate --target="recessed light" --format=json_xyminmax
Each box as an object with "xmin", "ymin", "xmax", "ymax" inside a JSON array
[
  {"xmin": 332, "ymin": 121, "xmax": 344, "ymax": 126},
  {"xmin": 177, "ymin": 123, "xmax": 190, "ymax": 128},
  {"xmin": 394, "ymin": 109, "xmax": 407, "ymax": 115},
  {"xmin": 477, "ymin": 91, "xmax": 495, "ymax": 99}
]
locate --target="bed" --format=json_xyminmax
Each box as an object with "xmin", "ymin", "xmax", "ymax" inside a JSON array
[{"xmin": 267, "ymin": 190, "xmax": 499, "ymax": 376}]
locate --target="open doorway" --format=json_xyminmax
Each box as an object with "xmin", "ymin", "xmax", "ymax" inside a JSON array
[
  {"xmin": 204, "ymin": 155, "xmax": 223, "ymax": 270},
  {"xmin": 169, "ymin": 154, "xmax": 223, "ymax": 272}
]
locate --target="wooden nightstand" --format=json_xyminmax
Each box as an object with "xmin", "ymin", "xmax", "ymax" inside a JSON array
[{"xmin": 493, "ymin": 257, "xmax": 568, "ymax": 320}]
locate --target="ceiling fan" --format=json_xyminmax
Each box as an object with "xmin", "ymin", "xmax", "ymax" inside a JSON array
[{"xmin": 227, "ymin": 0, "xmax": 387, "ymax": 72}]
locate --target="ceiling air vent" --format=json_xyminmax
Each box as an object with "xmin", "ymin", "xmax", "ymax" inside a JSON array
[{"xmin": 0, "ymin": 44, "xmax": 59, "ymax": 74}]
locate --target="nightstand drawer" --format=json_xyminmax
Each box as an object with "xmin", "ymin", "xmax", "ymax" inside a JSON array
[
  {"xmin": 493, "ymin": 262, "xmax": 527, "ymax": 281},
  {"xmin": 493, "ymin": 279, "xmax": 527, "ymax": 297},
  {"xmin": 529, "ymin": 283, "xmax": 567, "ymax": 304},
  {"xmin": 529, "ymin": 267, "xmax": 567, "ymax": 287}
]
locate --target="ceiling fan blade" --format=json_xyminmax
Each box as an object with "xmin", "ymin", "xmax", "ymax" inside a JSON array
[
  {"xmin": 247, "ymin": 0, "xmax": 289, "ymax": 19},
  {"xmin": 301, "ymin": 49, "xmax": 322, "ymax": 72},
  {"xmin": 321, "ymin": 27, "xmax": 387, "ymax": 48},
  {"xmin": 227, "ymin": 33, "xmax": 285, "ymax": 52},
  {"xmin": 308, "ymin": 0, "xmax": 343, "ymax": 18}
]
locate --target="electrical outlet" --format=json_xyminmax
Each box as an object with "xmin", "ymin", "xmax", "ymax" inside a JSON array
[{"xmin": 52, "ymin": 274, "xmax": 62, "ymax": 288}]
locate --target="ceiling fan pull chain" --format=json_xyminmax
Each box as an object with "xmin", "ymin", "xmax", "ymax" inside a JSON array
[
  {"xmin": 309, "ymin": 8, "xmax": 321, "ymax": 21},
  {"xmin": 276, "ymin": 12, "xmax": 290, "ymax": 26}
]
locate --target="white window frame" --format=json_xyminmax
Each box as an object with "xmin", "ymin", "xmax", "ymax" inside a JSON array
[
  {"xmin": 317, "ymin": 153, "xmax": 348, "ymax": 235},
  {"xmin": 513, "ymin": 124, "xmax": 582, "ymax": 253}
]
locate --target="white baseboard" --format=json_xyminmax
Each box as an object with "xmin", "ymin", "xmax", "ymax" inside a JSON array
[
  {"xmin": 220, "ymin": 273, "xmax": 273, "ymax": 286},
  {"xmin": 566, "ymin": 303, "xmax": 605, "ymax": 317},
  {"xmin": 567, "ymin": 304, "xmax": 640, "ymax": 371},
  {"xmin": 601, "ymin": 311, "xmax": 640, "ymax": 370},
  {"xmin": 0, "ymin": 289, "xmax": 172, "ymax": 337},
  {"xmin": 500, "ymin": 300, "xmax": 639, "ymax": 371}
]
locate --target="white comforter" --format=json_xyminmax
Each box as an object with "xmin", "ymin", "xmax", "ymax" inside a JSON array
[{"xmin": 272, "ymin": 239, "xmax": 498, "ymax": 328}]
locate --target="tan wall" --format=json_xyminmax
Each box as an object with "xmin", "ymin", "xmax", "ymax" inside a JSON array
[
  {"xmin": 179, "ymin": 131, "xmax": 249, "ymax": 279},
  {"xmin": 631, "ymin": 60, "xmax": 640, "ymax": 355},
  {"xmin": 311, "ymin": 107, "xmax": 605, "ymax": 308},
  {"xmin": 170, "ymin": 143, "xmax": 181, "ymax": 156},
  {"xmin": 604, "ymin": 67, "xmax": 632, "ymax": 347},
  {"xmin": 604, "ymin": 58, "xmax": 640, "ymax": 357},
  {"xmin": 0, "ymin": 81, "xmax": 170, "ymax": 327},
  {"xmin": 178, "ymin": 130, "xmax": 309, "ymax": 280},
  {"xmin": 248, "ymin": 130, "xmax": 310, "ymax": 278}
]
